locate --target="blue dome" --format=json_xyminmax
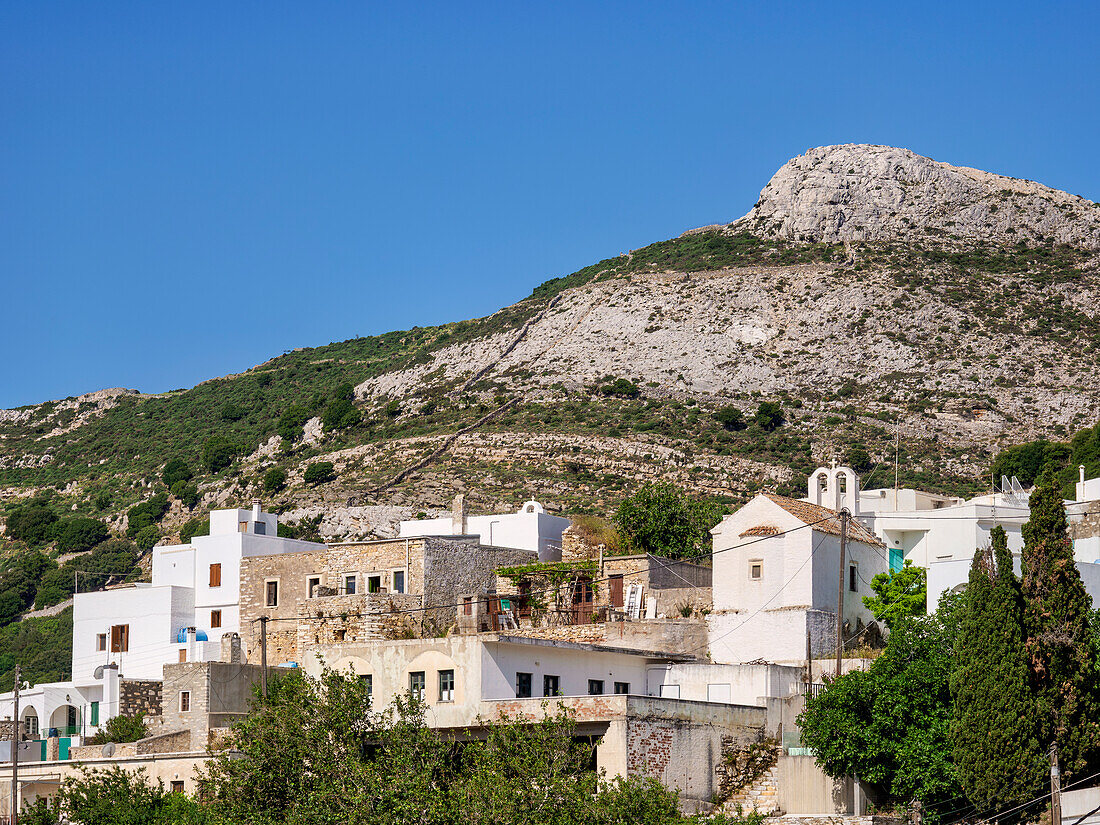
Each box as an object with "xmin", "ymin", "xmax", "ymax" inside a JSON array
[{"xmin": 176, "ymin": 629, "xmax": 210, "ymax": 643}]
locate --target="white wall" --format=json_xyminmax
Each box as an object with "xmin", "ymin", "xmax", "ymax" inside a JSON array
[
  {"xmin": 647, "ymin": 662, "xmax": 804, "ymax": 706},
  {"xmin": 399, "ymin": 504, "xmax": 569, "ymax": 559},
  {"xmin": 72, "ymin": 585, "xmax": 195, "ymax": 682},
  {"xmin": 928, "ymin": 556, "xmax": 1100, "ymax": 612}
]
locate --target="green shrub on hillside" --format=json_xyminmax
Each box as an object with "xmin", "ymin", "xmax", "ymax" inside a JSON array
[
  {"xmin": 303, "ymin": 462, "xmax": 336, "ymax": 486},
  {"xmin": 202, "ymin": 435, "xmax": 238, "ymax": 473},
  {"xmin": 179, "ymin": 516, "xmax": 209, "ymax": 545},
  {"xmin": 126, "ymin": 493, "xmax": 169, "ymax": 538},
  {"xmin": 135, "ymin": 525, "xmax": 160, "ymax": 552},
  {"xmin": 322, "ymin": 397, "xmax": 361, "ymax": 431},
  {"xmin": 5, "ymin": 500, "xmax": 59, "ymax": 547},
  {"xmin": 755, "ymin": 401, "xmax": 785, "ymax": 432},
  {"xmin": 161, "ymin": 458, "xmax": 193, "ymax": 488},
  {"xmin": 55, "ymin": 517, "xmax": 110, "ymax": 553},
  {"xmin": 0, "ymin": 608, "xmax": 73, "ymax": 687},
  {"xmin": 714, "ymin": 406, "xmax": 746, "ymax": 431},
  {"xmin": 277, "ymin": 405, "xmax": 311, "ymax": 442},
  {"xmin": 263, "ymin": 467, "xmax": 287, "ymax": 493},
  {"xmin": 171, "ymin": 480, "xmax": 200, "ymax": 508}
]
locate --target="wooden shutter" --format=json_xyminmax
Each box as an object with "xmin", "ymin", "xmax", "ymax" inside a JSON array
[
  {"xmin": 111, "ymin": 624, "xmax": 130, "ymax": 652},
  {"xmin": 209, "ymin": 563, "xmax": 222, "ymax": 587}
]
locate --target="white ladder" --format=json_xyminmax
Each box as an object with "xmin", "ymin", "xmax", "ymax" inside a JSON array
[{"xmin": 625, "ymin": 584, "xmax": 643, "ymax": 621}]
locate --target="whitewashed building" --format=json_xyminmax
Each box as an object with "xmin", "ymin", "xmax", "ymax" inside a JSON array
[
  {"xmin": 708, "ymin": 478, "xmax": 889, "ymax": 665},
  {"xmin": 399, "ymin": 496, "xmax": 569, "ymax": 561}
]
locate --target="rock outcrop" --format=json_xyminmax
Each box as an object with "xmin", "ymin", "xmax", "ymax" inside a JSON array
[{"xmin": 725, "ymin": 144, "xmax": 1100, "ymax": 249}]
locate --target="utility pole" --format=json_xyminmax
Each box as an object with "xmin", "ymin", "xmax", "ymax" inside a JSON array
[
  {"xmin": 1051, "ymin": 743, "xmax": 1062, "ymax": 825},
  {"xmin": 836, "ymin": 508, "xmax": 850, "ymax": 679},
  {"xmin": 259, "ymin": 616, "xmax": 269, "ymax": 700},
  {"xmin": 11, "ymin": 664, "xmax": 20, "ymax": 825}
]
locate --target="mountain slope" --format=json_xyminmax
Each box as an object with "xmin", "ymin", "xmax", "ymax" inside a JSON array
[{"xmin": 2, "ymin": 144, "xmax": 1098, "ymax": 543}]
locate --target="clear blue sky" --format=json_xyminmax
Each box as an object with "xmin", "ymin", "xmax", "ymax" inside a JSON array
[{"xmin": 3, "ymin": 1, "xmax": 1099, "ymax": 408}]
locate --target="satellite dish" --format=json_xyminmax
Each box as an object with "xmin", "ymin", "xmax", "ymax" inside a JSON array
[
  {"xmin": 93, "ymin": 666, "xmax": 105, "ymax": 680},
  {"xmin": 101, "ymin": 742, "xmax": 115, "ymax": 758}
]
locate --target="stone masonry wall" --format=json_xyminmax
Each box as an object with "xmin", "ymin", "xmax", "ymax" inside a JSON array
[
  {"xmin": 421, "ymin": 537, "xmax": 534, "ymax": 630},
  {"xmin": 296, "ymin": 592, "xmax": 423, "ymax": 654},
  {"xmin": 1071, "ymin": 509, "xmax": 1100, "ymax": 540},
  {"xmin": 120, "ymin": 679, "xmax": 162, "ymax": 718}
]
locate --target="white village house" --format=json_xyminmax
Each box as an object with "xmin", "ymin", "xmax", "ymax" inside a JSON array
[{"xmin": 399, "ymin": 496, "xmax": 569, "ymax": 561}]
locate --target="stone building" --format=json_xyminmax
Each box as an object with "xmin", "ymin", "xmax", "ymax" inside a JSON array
[{"xmin": 239, "ymin": 536, "xmax": 533, "ymax": 665}]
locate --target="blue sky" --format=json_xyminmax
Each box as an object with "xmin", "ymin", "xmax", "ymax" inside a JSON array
[{"xmin": 3, "ymin": 1, "xmax": 1099, "ymax": 408}]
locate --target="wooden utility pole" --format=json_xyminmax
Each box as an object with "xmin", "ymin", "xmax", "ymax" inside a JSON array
[
  {"xmin": 259, "ymin": 616, "xmax": 269, "ymax": 700},
  {"xmin": 11, "ymin": 664, "xmax": 20, "ymax": 825},
  {"xmin": 1051, "ymin": 743, "xmax": 1062, "ymax": 825},
  {"xmin": 835, "ymin": 508, "xmax": 850, "ymax": 679}
]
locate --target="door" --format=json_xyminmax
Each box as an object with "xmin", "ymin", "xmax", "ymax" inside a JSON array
[
  {"xmin": 609, "ymin": 575, "xmax": 624, "ymax": 608},
  {"xmin": 572, "ymin": 579, "xmax": 594, "ymax": 625}
]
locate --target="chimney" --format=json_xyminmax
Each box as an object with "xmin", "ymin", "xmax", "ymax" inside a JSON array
[
  {"xmin": 220, "ymin": 632, "xmax": 243, "ymax": 664},
  {"xmin": 252, "ymin": 498, "xmax": 263, "ymax": 521},
  {"xmin": 451, "ymin": 494, "xmax": 468, "ymax": 535},
  {"xmin": 1082, "ymin": 465, "xmax": 1087, "ymax": 484}
]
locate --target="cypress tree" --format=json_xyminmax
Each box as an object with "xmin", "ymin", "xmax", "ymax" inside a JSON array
[
  {"xmin": 1020, "ymin": 474, "xmax": 1100, "ymax": 777},
  {"xmin": 951, "ymin": 527, "xmax": 1043, "ymax": 807}
]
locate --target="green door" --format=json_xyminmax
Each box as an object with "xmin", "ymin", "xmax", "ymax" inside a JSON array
[
  {"xmin": 889, "ymin": 546, "xmax": 903, "ymax": 572},
  {"xmin": 90, "ymin": 701, "xmax": 99, "ymax": 726}
]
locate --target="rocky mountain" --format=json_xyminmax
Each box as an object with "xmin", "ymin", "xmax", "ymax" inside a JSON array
[{"xmin": 2, "ymin": 144, "xmax": 1099, "ymax": 544}]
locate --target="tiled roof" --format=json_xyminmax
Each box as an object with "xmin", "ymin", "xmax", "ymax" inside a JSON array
[
  {"xmin": 763, "ymin": 494, "xmax": 886, "ymax": 547},
  {"xmin": 739, "ymin": 525, "xmax": 781, "ymax": 538}
]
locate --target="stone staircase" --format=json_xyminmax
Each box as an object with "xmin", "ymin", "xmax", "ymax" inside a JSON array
[{"xmin": 721, "ymin": 762, "xmax": 780, "ymax": 815}]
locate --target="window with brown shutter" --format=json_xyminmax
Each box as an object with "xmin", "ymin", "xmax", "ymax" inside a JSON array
[
  {"xmin": 266, "ymin": 580, "xmax": 279, "ymax": 607},
  {"xmin": 110, "ymin": 624, "xmax": 129, "ymax": 652},
  {"xmin": 210, "ymin": 609, "xmax": 222, "ymax": 628},
  {"xmin": 209, "ymin": 563, "xmax": 222, "ymax": 587}
]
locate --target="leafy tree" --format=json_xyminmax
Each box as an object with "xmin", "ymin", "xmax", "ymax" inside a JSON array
[
  {"xmin": 5, "ymin": 501, "xmax": 59, "ymax": 546},
  {"xmin": 332, "ymin": 382, "xmax": 355, "ymax": 401},
  {"xmin": 950, "ymin": 527, "xmax": 1043, "ymax": 809},
  {"xmin": 863, "ymin": 561, "xmax": 927, "ymax": 629},
  {"xmin": 263, "ymin": 467, "xmax": 287, "ymax": 493},
  {"xmin": 277, "ymin": 404, "xmax": 311, "ymax": 442},
  {"xmin": 87, "ymin": 713, "xmax": 148, "ymax": 745},
  {"xmin": 1020, "ymin": 474, "xmax": 1100, "ymax": 779},
  {"xmin": 597, "ymin": 376, "xmax": 642, "ymax": 398},
  {"xmin": 55, "ymin": 517, "xmax": 110, "ymax": 553},
  {"xmin": 56, "ymin": 766, "xmax": 208, "ymax": 825},
  {"xmin": 93, "ymin": 489, "xmax": 113, "ymax": 511},
  {"xmin": 171, "ymin": 480, "xmax": 200, "ymax": 508},
  {"xmin": 612, "ymin": 482, "xmax": 723, "ymax": 559},
  {"xmin": 0, "ymin": 608, "xmax": 73, "ymax": 686},
  {"xmin": 799, "ymin": 596, "xmax": 961, "ymax": 811},
  {"xmin": 846, "ymin": 446, "xmax": 873, "ymax": 473},
  {"xmin": 0, "ymin": 551, "xmax": 54, "ymax": 623},
  {"xmin": 201, "ymin": 435, "xmax": 237, "ymax": 473},
  {"xmin": 220, "ymin": 402, "xmax": 247, "ymax": 422},
  {"xmin": 179, "ymin": 516, "xmax": 209, "ymax": 545},
  {"xmin": 713, "ymin": 405, "xmax": 746, "ymax": 431},
  {"xmin": 135, "ymin": 525, "xmax": 161, "ymax": 552},
  {"xmin": 161, "ymin": 458, "xmax": 193, "ymax": 488},
  {"xmin": 303, "ymin": 461, "xmax": 336, "ymax": 486},
  {"xmin": 754, "ymin": 401, "xmax": 785, "ymax": 432},
  {"xmin": 382, "ymin": 399, "xmax": 401, "ymax": 418},
  {"xmin": 126, "ymin": 493, "xmax": 170, "ymax": 537},
  {"xmin": 322, "ymin": 397, "xmax": 361, "ymax": 431},
  {"xmin": 991, "ymin": 439, "xmax": 1072, "ymax": 488}
]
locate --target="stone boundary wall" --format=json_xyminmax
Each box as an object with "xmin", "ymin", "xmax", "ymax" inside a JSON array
[
  {"xmin": 296, "ymin": 592, "xmax": 424, "ymax": 652},
  {"xmin": 120, "ymin": 679, "xmax": 162, "ymax": 718}
]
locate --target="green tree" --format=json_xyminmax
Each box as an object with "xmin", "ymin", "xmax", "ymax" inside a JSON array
[
  {"xmin": 179, "ymin": 516, "xmax": 209, "ymax": 545},
  {"xmin": 846, "ymin": 446, "xmax": 873, "ymax": 473},
  {"xmin": 303, "ymin": 461, "xmax": 336, "ymax": 486},
  {"xmin": 135, "ymin": 525, "xmax": 160, "ymax": 552},
  {"xmin": 1020, "ymin": 474, "xmax": 1100, "ymax": 779},
  {"xmin": 277, "ymin": 404, "xmax": 311, "ymax": 442},
  {"xmin": 263, "ymin": 466, "xmax": 287, "ymax": 493},
  {"xmin": 5, "ymin": 501, "xmax": 59, "ymax": 546},
  {"xmin": 322, "ymin": 397, "xmax": 361, "ymax": 431},
  {"xmin": 713, "ymin": 406, "xmax": 746, "ymax": 431},
  {"xmin": 87, "ymin": 713, "xmax": 148, "ymax": 745},
  {"xmin": 126, "ymin": 493, "xmax": 170, "ymax": 537},
  {"xmin": 754, "ymin": 401, "xmax": 785, "ymax": 432},
  {"xmin": 57, "ymin": 766, "xmax": 207, "ymax": 825},
  {"xmin": 950, "ymin": 527, "xmax": 1043, "ymax": 809},
  {"xmin": 161, "ymin": 458, "xmax": 193, "ymax": 488},
  {"xmin": 612, "ymin": 482, "xmax": 723, "ymax": 559},
  {"xmin": 799, "ymin": 597, "xmax": 961, "ymax": 811},
  {"xmin": 863, "ymin": 561, "xmax": 927, "ymax": 629},
  {"xmin": 201, "ymin": 435, "xmax": 237, "ymax": 473},
  {"xmin": 171, "ymin": 480, "xmax": 200, "ymax": 508},
  {"xmin": 55, "ymin": 517, "xmax": 110, "ymax": 553}
]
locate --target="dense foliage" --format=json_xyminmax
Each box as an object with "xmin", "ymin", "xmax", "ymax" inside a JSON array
[
  {"xmin": 0, "ymin": 608, "xmax": 73, "ymax": 686},
  {"xmin": 862, "ymin": 561, "xmax": 927, "ymax": 629},
  {"xmin": 991, "ymin": 420, "xmax": 1100, "ymax": 493},
  {"xmin": 612, "ymin": 482, "xmax": 723, "ymax": 559},
  {"xmin": 86, "ymin": 713, "xmax": 148, "ymax": 745}
]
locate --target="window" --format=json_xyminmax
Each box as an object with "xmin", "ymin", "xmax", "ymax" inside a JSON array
[
  {"xmin": 849, "ymin": 564, "xmax": 858, "ymax": 592},
  {"xmin": 750, "ymin": 560, "xmax": 763, "ymax": 580},
  {"xmin": 588, "ymin": 679, "xmax": 604, "ymax": 696},
  {"xmin": 179, "ymin": 649, "xmax": 187, "ymax": 663},
  {"xmin": 516, "ymin": 672, "xmax": 532, "ymax": 698},
  {"xmin": 659, "ymin": 684, "xmax": 680, "ymax": 699},
  {"xmin": 209, "ymin": 563, "xmax": 222, "ymax": 587},
  {"xmin": 307, "ymin": 576, "xmax": 321, "ymax": 598},
  {"xmin": 170, "ymin": 781, "xmax": 185, "ymax": 794},
  {"xmin": 393, "ymin": 571, "xmax": 405, "ymax": 594},
  {"xmin": 543, "ymin": 675, "xmax": 560, "ymax": 697},
  {"xmin": 239, "ymin": 521, "xmax": 248, "ymax": 533},
  {"xmin": 463, "ymin": 597, "xmax": 473, "ymax": 616},
  {"xmin": 614, "ymin": 682, "xmax": 630, "ymax": 695},
  {"xmin": 360, "ymin": 674, "xmax": 373, "ymax": 705},
  {"xmin": 707, "ymin": 683, "xmax": 732, "ymax": 703},
  {"xmin": 344, "ymin": 575, "xmax": 356, "ymax": 595},
  {"xmin": 180, "ymin": 691, "xmax": 191, "ymax": 712},
  {"xmin": 210, "ymin": 610, "xmax": 222, "ymax": 629},
  {"xmin": 608, "ymin": 575, "xmax": 624, "ymax": 608},
  {"xmin": 368, "ymin": 575, "xmax": 382, "ymax": 593},
  {"xmin": 265, "ymin": 580, "xmax": 279, "ymax": 607},
  {"xmin": 24, "ymin": 714, "xmax": 39, "ymax": 737},
  {"xmin": 96, "ymin": 633, "xmax": 107, "ymax": 652},
  {"xmin": 254, "ymin": 521, "xmax": 266, "ymax": 535},
  {"xmin": 409, "ymin": 671, "xmax": 425, "ymax": 701},
  {"xmin": 89, "ymin": 702, "xmax": 99, "ymax": 726},
  {"xmin": 439, "ymin": 670, "xmax": 455, "ymax": 702},
  {"xmin": 110, "ymin": 624, "xmax": 129, "ymax": 652}
]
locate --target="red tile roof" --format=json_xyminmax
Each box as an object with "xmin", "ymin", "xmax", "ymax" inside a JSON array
[
  {"xmin": 763, "ymin": 494, "xmax": 885, "ymax": 547},
  {"xmin": 739, "ymin": 525, "xmax": 781, "ymax": 538}
]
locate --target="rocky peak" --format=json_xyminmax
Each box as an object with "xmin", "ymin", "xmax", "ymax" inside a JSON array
[{"xmin": 728, "ymin": 144, "xmax": 1100, "ymax": 249}]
